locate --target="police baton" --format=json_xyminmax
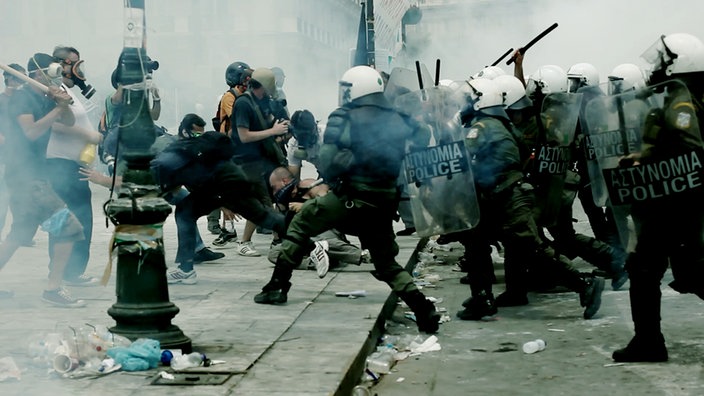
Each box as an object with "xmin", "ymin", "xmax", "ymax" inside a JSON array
[
  {"xmin": 415, "ymin": 60, "xmax": 424, "ymax": 90},
  {"xmin": 506, "ymin": 22, "xmax": 559, "ymax": 65},
  {"xmin": 490, "ymin": 48, "xmax": 514, "ymax": 67}
]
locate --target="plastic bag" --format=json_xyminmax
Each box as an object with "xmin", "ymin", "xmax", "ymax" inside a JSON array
[{"xmin": 107, "ymin": 338, "xmax": 161, "ymax": 372}]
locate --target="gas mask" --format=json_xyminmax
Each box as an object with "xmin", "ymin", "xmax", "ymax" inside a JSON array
[
  {"xmin": 459, "ymin": 98, "xmax": 478, "ymax": 127},
  {"xmin": 61, "ymin": 58, "xmax": 96, "ymax": 99}
]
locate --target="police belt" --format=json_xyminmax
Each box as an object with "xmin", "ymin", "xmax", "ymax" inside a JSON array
[
  {"xmin": 489, "ymin": 171, "xmax": 524, "ymax": 196},
  {"xmin": 333, "ymin": 181, "xmax": 397, "ymax": 210}
]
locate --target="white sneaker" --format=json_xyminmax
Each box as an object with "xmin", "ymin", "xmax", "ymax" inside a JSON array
[
  {"xmin": 166, "ymin": 268, "xmax": 198, "ymax": 285},
  {"xmin": 42, "ymin": 286, "xmax": 86, "ymax": 308},
  {"xmin": 310, "ymin": 240, "xmax": 330, "ymax": 279},
  {"xmin": 237, "ymin": 241, "xmax": 261, "ymax": 257}
]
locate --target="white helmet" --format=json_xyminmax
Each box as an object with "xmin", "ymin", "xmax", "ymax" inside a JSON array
[
  {"xmin": 567, "ymin": 62, "xmax": 599, "ymax": 93},
  {"xmin": 642, "ymin": 33, "xmax": 704, "ymax": 79},
  {"xmin": 470, "ymin": 66, "xmax": 506, "ymax": 80},
  {"xmin": 459, "ymin": 78, "xmax": 506, "ymax": 123},
  {"xmin": 494, "ymin": 75, "xmax": 532, "ymax": 110},
  {"xmin": 607, "ymin": 63, "xmax": 646, "ymax": 94},
  {"xmin": 338, "ymin": 66, "xmax": 384, "ymax": 106},
  {"xmin": 467, "ymin": 78, "xmax": 504, "ymax": 110},
  {"xmin": 526, "ymin": 64, "xmax": 568, "ymax": 99}
]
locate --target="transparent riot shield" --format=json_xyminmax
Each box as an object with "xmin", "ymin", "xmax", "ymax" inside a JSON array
[
  {"xmin": 583, "ymin": 79, "xmax": 704, "ymax": 249},
  {"xmin": 574, "ymin": 84, "xmax": 608, "ymax": 205},
  {"xmin": 385, "ymin": 64, "xmax": 434, "ymax": 101},
  {"xmin": 395, "ymin": 87, "xmax": 480, "ymax": 237},
  {"xmin": 529, "ymin": 92, "xmax": 583, "ymax": 227},
  {"xmin": 581, "ymin": 84, "xmax": 647, "ymax": 207}
]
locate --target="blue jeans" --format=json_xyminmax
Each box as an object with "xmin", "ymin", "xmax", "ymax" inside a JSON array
[
  {"xmin": 166, "ymin": 188, "xmax": 205, "ymax": 268},
  {"xmin": 47, "ymin": 159, "xmax": 92, "ymax": 280}
]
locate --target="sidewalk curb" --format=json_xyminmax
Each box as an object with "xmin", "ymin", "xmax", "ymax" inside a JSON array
[{"xmin": 334, "ymin": 237, "xmax": 429, "ymax": 395}]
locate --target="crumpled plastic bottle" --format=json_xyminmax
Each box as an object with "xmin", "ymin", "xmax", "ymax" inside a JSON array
[
  {"xmin": 170, "ymin": 352, "xmax": 207, "ymax": 371},
  {"xmin": 365, "ymin": 345, "xmax": 396, "ymax": 374}
]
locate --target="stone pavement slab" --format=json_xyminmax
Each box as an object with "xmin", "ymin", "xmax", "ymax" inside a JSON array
[{"xmin": 0, "ymin": 185, "xmax": 420, "ymax": 395}]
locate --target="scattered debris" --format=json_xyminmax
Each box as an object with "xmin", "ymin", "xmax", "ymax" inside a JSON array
[{"xmin": 335, "ymin": 290, "xmax": 367, "ymax": 297}]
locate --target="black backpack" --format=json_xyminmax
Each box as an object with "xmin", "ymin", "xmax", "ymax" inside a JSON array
[{"xmin": 150, "ymin": 131, "xmax": 236, "ymax": 191}]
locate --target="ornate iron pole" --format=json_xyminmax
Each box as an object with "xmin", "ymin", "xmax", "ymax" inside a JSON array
[{"xmin": 106, "ymin": 0, "xmax": 191, "ymax": 352}]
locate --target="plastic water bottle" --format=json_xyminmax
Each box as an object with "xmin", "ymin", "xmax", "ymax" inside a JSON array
[
  {"xmin": 169, "ymin": 352, "xmax": 206, "ymax": 370},
  {"xmin": 365, "ymin": 345, "xmax": 396, "ymax": 374},
  {"xmin": 522, "ymin": 339, "xmax": 546, "ymax": 354},
  {"xmin": 160, "ymin": 349, "xmax": 182, "ymax": 366}
]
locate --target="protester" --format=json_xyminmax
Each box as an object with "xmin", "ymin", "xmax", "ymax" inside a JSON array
[{"xmin": 0, "ymin": 53, "xmax": 86, "ymax": 307}]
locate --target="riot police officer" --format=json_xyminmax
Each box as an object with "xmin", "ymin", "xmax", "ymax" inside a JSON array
[
  {"xmin": 456, "ymin": 78, "xmax": 605, "ymax": 320},
  {"xmin": 253, "ymin": 66, "xmax": 441, "ymax": 334},
  {"xmin": 612, "ymin": 33, "xmax": 704, "ymax": 362}
]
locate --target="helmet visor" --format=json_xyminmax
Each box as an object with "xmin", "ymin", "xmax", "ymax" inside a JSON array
[
  {"xmin": 567, "ymin": 77, "xmax": 582, "ymax": 94},
  {"xmin": 641, "ymin": 35, "xmax": 667, "ymax": 68}
]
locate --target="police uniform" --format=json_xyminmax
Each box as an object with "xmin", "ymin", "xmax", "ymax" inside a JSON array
[
  {"xmin": 542, "ymin": 104, "xmax": 628, "ymax": 290},
  {"xmin": 253, "ymin": 92, "xmax": 440, "ymax": 334},
  {"xmin": 457, "ymin": 112, "xmax": 605, "ymax": 320},
  {"xmin": 613, "ymin": 82, "xmax": 704, "ymax": 362}
]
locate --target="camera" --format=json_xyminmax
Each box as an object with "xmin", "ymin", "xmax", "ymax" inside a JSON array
[{"xmin": 145, "ymin": 58, "xmax": 159, "ymax": 73}]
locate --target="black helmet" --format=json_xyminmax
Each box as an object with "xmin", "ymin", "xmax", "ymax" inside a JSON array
[{"xmin": 225, "ymin": 61, "xmax": 251, "ymax": 87}]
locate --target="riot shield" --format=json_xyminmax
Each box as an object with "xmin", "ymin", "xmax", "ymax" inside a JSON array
[
  {"xmin": 577, "ymin": 84, "xmax": 610, "ymax": 206},
  {"xmin": 395, "ymin": 87, "xmax": 480, "ymax": 237},
  {"xmin": 384, "ymin": 64, "xmax": 434, "ymax": 101},
  {"xmin": 529, "ymin": 92, "xmax": 583, "ymax": 227},
  {"xmin": 583, "ymin": 79, "xmax": 704, "ymax": 248}
]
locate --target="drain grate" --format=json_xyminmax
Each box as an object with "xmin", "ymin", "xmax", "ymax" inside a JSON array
[{"xmin": 151, "ymin": 373, "xmax": 233, "ymax": 386}]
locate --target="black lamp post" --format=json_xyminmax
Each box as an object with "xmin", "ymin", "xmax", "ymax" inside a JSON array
[{"xmin": 106, "ymin": 0, "xmax": 191, "ymax": 353}]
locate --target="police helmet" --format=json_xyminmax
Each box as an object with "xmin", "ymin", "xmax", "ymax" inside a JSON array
[
  {"xmin": 567, "ymin": 62, "xmax": 599, "ymax": 93},
  {"xmin": 338, "ymin": 66, "xmax": 384, "ymax": 106},
  {"xmin": 494, "ymin": 75, "xmax": 532, "ymax": 110}
]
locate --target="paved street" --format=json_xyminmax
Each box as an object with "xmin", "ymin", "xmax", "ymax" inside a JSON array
[{"xmin": 0, "ymin": 185, "xmax": 703, "ymax": 395}]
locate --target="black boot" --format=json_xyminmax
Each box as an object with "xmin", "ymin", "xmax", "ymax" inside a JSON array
[
  {"xmin": 254, "ymin": 279, "xmax": 291, "ymax": 304},
  {"xmin": 401, "ymin": 290, "xmax": 441, "ymax": 334},
  {"xmin": 612, "ymin": 334, "xmax": 668, "ymax": 362},
  {"xmin": 579, "ymin": 276, "xmax": 605, "ymax": 319},
  {"xmin": 572, "ymin": 234, "xmax": 628, "ymax": 290},
  {"xmin": 254, "ymin": 266, "xmax": 293, "ymax": 305},
  {"xmin": 457, "ymin": 291, "xmax": 497, "ymax": 320},
  {"xmin": 613, "ymin": 270, "xmax": 667, "ymax": 362}
]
